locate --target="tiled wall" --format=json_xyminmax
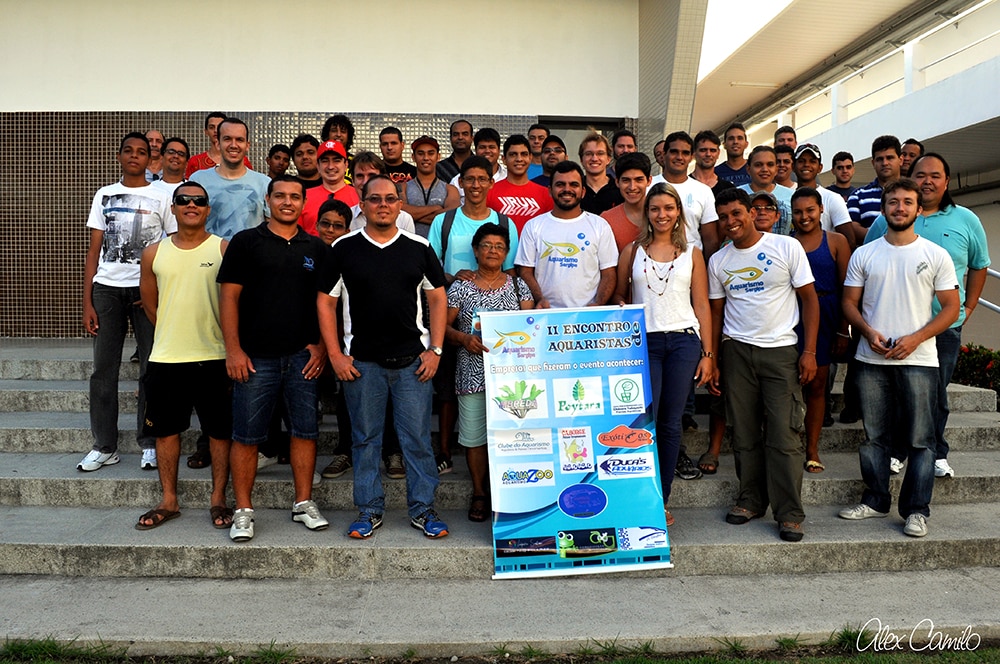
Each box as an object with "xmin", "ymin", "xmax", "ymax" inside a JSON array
[{"xmin": 0, "ymin": 111, "xmax": 633, "ymax": 337}]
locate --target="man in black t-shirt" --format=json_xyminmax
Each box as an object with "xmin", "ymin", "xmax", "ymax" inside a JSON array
[
  {"xmin": 218, "ymin": 175, "xmax": 330, "ymax": 542},
  {"xmin": 379, "ymin": 126, "xmax": 418, "ymax": 187},
  {"xmin": 318, "ymin": 175, "xmax": 450, "ymax": 540}
]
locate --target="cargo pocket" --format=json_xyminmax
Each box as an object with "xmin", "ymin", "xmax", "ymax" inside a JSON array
[{"xmin": 789, "ymin": 389, "xmax": 806, "ymax": 433}]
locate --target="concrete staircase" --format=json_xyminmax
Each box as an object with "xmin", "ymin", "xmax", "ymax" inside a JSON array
[{"xmin": 1, "ymin": 339, "xmax": 998, "ymax": 655}]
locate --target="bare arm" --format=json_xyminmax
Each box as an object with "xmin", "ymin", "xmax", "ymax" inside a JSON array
[
  {"xmin": 220, "ymin": 282, "xmax": 254, "ymax": 382},
  {"xmin": 795, "ymin": 282, "xmax": 820, "ymax": 385},
  {"xmin": 612, "ymin": 243, "xmax": 634, "ymax": 305},
  {"xmin": 82, "ymin": 228, "xmax": 103, "ymax": 335},
  {"xmin": 842, "ymin": 285, "xmax": 889, "ymax": 355},
  {"xmin": 709, "ymin": 298, "xmax": 725, "ymax": 395},
  {"xmin": 318, "ymin": 290, "xmax": 360, "ymax": 381},
  {"xmin": 690, "ymin": 248, "xmax": 715, "ymax": 387},
  {"xmin": 835, "ymin": 223, "xmax": 856, "ymax": 252},
  {"xmin": 517, "ymin": 265, "xmax": 550, "ymax": 308},
  {"xmin": 590, "ymin": 266, "xmax": 617, "ymax": 306},
  {"xmin": 415, "ymin": 286, "xmax": 446, "ymax": 382},
  {"xmin": 138, "ymin": 242, "xmax": 160, "ymax": 326},
  {"xmin": 963, "ymin": 267, "xmax": 987, "ymax": 321}
]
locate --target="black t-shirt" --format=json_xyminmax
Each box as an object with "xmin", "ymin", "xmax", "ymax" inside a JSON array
[
  {"xmin": 297, "ymin": 176, "xmax": 325, "ymax": 190},
  {"xmin": 581, "ymin": 180, "xmax": 623, "ymax": 215},
  {"xmin": 712, "ymin": 178, "xmax": 737, "ymax": 199},
  {"xmin": 436, "ymin": 155, "xmax": 461, "ymax": 182},
  {"xmin": 319, "ymin": 230, "xmax": 447, "ymax": 362},
  {"xmin": 217, "ymin": 222, "xmax": 328, "ymax": 357},
  {"xmin": 385, "ymin": 162, "xmax": 417, "ymax": 186}
]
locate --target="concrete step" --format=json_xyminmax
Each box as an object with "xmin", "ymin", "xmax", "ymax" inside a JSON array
[
  {"xmin": 0, "ymin": 501, "xmax": 996, "ymax": 580},
  {"xmin": 2, "ymin": 567, "xmax": 999, "ymax": 657},
  {"xmin": 0, "ymin": 380, "xmax": 139, "ymax": 413},
  {"xmin": 1, "ymin": 410, "xmax": 997, "ymax": 455},
  {"xmin": 3, "ymin": 450, "xmax": 999, "ymax": 510}
]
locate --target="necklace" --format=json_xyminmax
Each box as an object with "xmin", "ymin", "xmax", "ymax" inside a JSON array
[
  {"xmin": 643, "ymin": 248, "xmax": 678, "ymax": 297},
  {"xmin": 476, "ymin": 270, "xmax": 505, "ymax": 291}
]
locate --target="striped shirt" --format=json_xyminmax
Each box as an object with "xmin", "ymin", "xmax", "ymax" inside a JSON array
[{"xmin": 847, "ymin": 179, "xmax": 883, "ymax": 229}]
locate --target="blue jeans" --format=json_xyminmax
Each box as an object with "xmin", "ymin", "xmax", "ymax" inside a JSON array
[
  {"xmin": 647, "ymin": 330, "xmax": 701, "ymax": 503},
  {"xmin": 90, "ymin": 283, "xmax": 154, "ymax": 452},
  {"xmin": 934, "ymin": 326, "xmax": 962, "ymax": 461},
  {"xmin": 231, "ymin": 349, "xmax": 319, "ymax": 444},
  {"xmin": 343, "ymin": 359, "xmax": 438, "ymax": 518},
  {"xmin": 856, "ymin": 362, "xmax": 938, "ymax": 518}
]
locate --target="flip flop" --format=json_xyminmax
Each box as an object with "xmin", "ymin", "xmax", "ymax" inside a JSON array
[
  {"xmin": 135, "ymin": 508, "xmax": 181, "ymax": 530},
  {"xmin": 210, "ymin": 505, "xmax": 234, "ymax": 529},
  {"xmin": 468, "ymin": 495, "xmax": 489, "ymax": 523},
  {"xmin": 805, "ymin": 460, "xmax": 825, "ymax": 473},
  {"xmin": 186, "ymin": 449, "xmax": 211, "ymax": 469},
  {"xmin": 697, "ymin": 452, "xmax": 719, "ymax": 475}
]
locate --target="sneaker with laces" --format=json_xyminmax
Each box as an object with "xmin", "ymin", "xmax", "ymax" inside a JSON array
[
  {"xmin": 292, "ymin": 500, "xmax": 329, "ymax": 530},
  {"xmin": 140, "ymin": 449, "xmax": 157, "ymax": 470},
  {"xmin": 903, "ymin": 513, "xmax": 928, "ymax": 537},
  {"xmin": 257, "ymin": 453, "xmax": 278, "ymax": 470},
  {"xmin": 230, "ymin": 508, "xmax": 255, "ymax": 541},
  {"xmin": 77, "ymin": 450, "xmax": 120, "ymax": 472},
  {"xmin": 386, "ymin": 453, "xmax": 406, "ymax": 479},
  {"xmin": 322, "ymin": 454, "xmax": 352, "ymax": 478},
  {"xmin": 889, "ymin": 457, "xmax": 904, "ymax": 475},
  {"xmin": 411, "ymin": 509, "xmax": 449, "ymax": 538},
  {"xmin": 779, "ymin": 521, "xmax": 804, "ymax": 542},
  {"xmin": 934, "ymin": 458, "xmax": 954, "ymax": 478},
  {"xmin": 838, "ymin": 503, "xmax": 889, "ymax": 520},
  {"xmin": 347, "ymin": 512, "xmax": 383, "ymax": 538},
  {"xmin": 674, "ymin": 452, "xmax": 702, "ymax": 480},
  {"xmin": 435, "ymin": 454, "xmax": 453, "ymax": 475}
]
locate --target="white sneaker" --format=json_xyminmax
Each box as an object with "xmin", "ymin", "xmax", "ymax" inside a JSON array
[
  {"xmin": 140, "ymin": 449, "xmax": 157, "ymax": 470},
  {"xmin": 838, "ymin": 503, "xmax": 889, "ymax": 520},
  {"xmin": 312, "ymin": 471, "xmax": 322, "ymax": 488},
  {"xmin": 934, "ymin": 459, "xmax": 954, "ymax": 478},
  {"xmin": 230, "ymin": 508, "xmax": 255, "ymax": 541},
  {"xmin": 292, "ymin": 500, "xmax": 329, "ymax": 531},
  {"xmin": 889, "ymin": 457, "xmax": 904, "ymax": 475},
  {"xmin": 257, "ymin": 452, "xmax": 278, "ymax": 470},
  {"xmin": 903, "ymin": 513, "xmax": 928, "ymax": 537},
  {"xmin": 77, "ymin": 450, "xmax": 120, "ymax": 472}
]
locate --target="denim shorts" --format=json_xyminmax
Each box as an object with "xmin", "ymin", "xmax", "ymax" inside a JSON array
[{"xmin": 232, "ymin": 349, "xmax": 319, "ymax": 444}]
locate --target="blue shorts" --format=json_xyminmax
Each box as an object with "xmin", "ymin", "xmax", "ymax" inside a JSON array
[{"xmin": 232, "ymin": 349, "xmax": 319, "ymax": 444}]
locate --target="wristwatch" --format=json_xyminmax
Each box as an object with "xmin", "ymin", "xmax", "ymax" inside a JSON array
[{"xmin": 428, "ymin": 346, "xmax": 443, "ymax": 356}]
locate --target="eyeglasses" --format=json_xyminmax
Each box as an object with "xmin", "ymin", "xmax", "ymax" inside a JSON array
[
  {"xmin": 542, "ymin": 147, "xmax": 565, "ymax": 155},
  {"xmin": 163, "ymin": 148, "xmax": 188, "ymax": 158},
  {"xmin": 317, "ymin": 221, "xmax": 348, "ymax": 230},
  {"xmin": 582, "ymin": 151, "xmax": 608, "ymax": 158},
  {"xmin": 752, "ymin": 205, "xmax": 777, "ymax": 212},
  {"xmin": 477, "ymin": 242, "xmax": 508, "ymax": 252},
  {"xmin": 365, "ymin": 195, "xmax": 400, "ymax": 205},
  {"xmin": 461, "ymin": 176, "xmax": 492, "ymax": 186},
  {"xmin": 174, "ymin": 194, "xmax": 209, "ymax": 207}
]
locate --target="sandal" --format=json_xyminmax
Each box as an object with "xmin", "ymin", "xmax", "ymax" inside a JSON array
[
  {"xmin": 210, "ymin": 505, "xmax": 234, "ymax": 529},
  {"xmin": 135, "ymin": 508, "xmax": 180, "ymax": 531},
  {"xmin": 186, "ymin": 449, "xmax": 211, "ymax": 469},
  {"xmin": 697, "ymin": 452, "xmax": 719, "ymax": 475},
  {"xmin": 664, "ymin": 507, "xmax": 675, "ymax": 527},
  {"xmin": 468, "ymin": 495, "xmax": 489, "ymax": 522},
  {"xmin": 805, "ymin": 459, "xmax": 825, "ymax": 473}
]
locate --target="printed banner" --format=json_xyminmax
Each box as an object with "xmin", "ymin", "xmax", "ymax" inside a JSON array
[{"xmin": 482, "ymin": 305, "xmax": 671, "ymax": 579}]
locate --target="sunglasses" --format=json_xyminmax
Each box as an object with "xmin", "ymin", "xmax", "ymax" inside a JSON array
[{"xmin": 174, "ymin": 194, "xmax": 209, "ymax": 207}]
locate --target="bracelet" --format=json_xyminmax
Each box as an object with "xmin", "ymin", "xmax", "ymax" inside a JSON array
[
  {"xmin": 803, "ymin": 350, "xmax": 816, "ymax": 355},
  {"xmin": 700, "ymin": 349, "xmax": 714, "ymax": 358},
  {"xmin": 836, "ymin": 332, "xmax": 851, "ymax": 339}
]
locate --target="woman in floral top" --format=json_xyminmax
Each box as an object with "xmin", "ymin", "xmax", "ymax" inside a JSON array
[{"xmin": 446, "ymin": 223, "xmax": 534, "ymax": 522}]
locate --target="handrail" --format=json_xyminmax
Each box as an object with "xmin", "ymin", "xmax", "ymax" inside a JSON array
[{"xmin": 979, "ymin": 268, "xmax": 1000, "ymax": 315}]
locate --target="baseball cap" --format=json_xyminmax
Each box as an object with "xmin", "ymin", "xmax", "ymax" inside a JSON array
[
  {"xmin": 749, "ymin": 190, "xmax": 779, "ymax": 207},
  {"xmin": 411, "ymin": 135, "xmax": 439, "ymax": 151},
  {"xmin": 794, "ymin": 143, "xmax": 821, "ymax": 161},
  {"xmin": 317, "ymin": 140, "xmax": 348, "ymax": 159}
]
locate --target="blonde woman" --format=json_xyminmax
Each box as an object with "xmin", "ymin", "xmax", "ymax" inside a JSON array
[{"xmin": 613, "ymin": 183, "xmax": 715, "ymax": 525}]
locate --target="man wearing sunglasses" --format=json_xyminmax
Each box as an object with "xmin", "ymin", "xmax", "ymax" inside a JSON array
[{"xmin": 136, "ymin": 182, "xmax": 233, "ymax": 531}]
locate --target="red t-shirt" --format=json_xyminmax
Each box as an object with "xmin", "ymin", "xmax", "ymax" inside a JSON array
[
  {"xmin": 486, "ymin": 179, "xmax": 553, "ymax": 234},
  {"xmin": 184, "ymin": 152, "xmax": 253, "ymax": 179},
  {"xmin": 600, "ymin": 204, "xmax": 642, "ymax": 253},
  {"xmin": 300, "ymin": 184, "xmax": 361, "ymax": 235}
]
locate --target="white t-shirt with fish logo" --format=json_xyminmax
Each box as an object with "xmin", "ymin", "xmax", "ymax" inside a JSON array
[{"xmin": 708, "ymin": 232, "xmax": 814, "ymax": 347}]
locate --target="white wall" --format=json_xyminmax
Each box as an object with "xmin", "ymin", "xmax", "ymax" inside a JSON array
[{"xmin": 0, "ymin": 0, "xmax": 639, "ymax": 116}]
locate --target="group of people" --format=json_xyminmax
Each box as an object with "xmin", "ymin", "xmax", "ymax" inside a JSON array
[{"xmin": 78, "ymin": 112, "xmax": 989, "ymax": 545}]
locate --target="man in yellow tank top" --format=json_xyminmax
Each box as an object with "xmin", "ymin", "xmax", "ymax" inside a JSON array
[{"xmin": 135, "ymin": 181, "xmax": 234, "ymax": 530}]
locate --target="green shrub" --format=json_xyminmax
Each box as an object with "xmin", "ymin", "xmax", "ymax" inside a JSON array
[{"xmin": 953, "ymin": 343, "xmax": 1000, "ymax": 398}]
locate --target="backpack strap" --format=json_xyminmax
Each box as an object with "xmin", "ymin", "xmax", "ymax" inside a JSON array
[{"xmin": 439, "ymin": 208, "xmax": 459, "ymax": 260}]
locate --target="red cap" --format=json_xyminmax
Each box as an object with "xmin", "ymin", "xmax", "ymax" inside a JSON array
[
  {"xmin": 411, "ymin": 135, "xmax": 440, "ymax": 151},
  {"xmin": 317, "ymin": 140, "xmax": 348, "ymax": 159}
]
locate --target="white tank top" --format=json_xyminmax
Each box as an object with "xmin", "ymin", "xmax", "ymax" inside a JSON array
[{"xmin": 631, "ymin": 244, "xmax": 700, "ymax": 334}]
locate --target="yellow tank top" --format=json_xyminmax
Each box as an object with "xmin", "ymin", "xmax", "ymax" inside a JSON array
[{"xmin": 149, "ymin": 234, "xmax": 226, "ymax": 363}]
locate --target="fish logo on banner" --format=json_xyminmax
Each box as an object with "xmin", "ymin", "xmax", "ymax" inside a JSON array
[
  {"xmin": 559, "ymin": 427, "xmax": 594, "ymax": 473},
  {"xmin": 597, "ymin": 453, "xmax": 655, "ymax": 480}
]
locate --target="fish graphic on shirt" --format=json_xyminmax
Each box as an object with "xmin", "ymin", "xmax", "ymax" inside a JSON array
[
  {"xmin": 540, "ymin": 241, "xmax": 581, "ymax": 259},
  {"xmin": 722, "ymin": 266, "xmax": 763, "ymax": 287}
]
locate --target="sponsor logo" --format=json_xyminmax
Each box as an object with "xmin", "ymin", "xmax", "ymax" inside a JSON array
[
  {"xmin": 493, "ymin": 380, "xmax": 546, "ymax": 419},
  {"xmin": 597, "ymin": 424, "xmax": 653, "ymax": 449},
  {"xmin": 493, "ymin": 429, "xmax": 553, "ymax": 456},
  {"xmin": 552, "ymin": 377, "xmax": 604, "ymax": 417},
  {"xmin": 495, "ymin": 536, "xmax": 557, "ymax": 558},
  {"xmin": 557, "ymin": 527, "xmax": 617, "ymax": 558},
  {"xmin": 616, "ymin": 526, "xmax": 667, "ymax": 551},
  {"xmin": 559, "ymin": 426, "xmax": 594, "ymax": 473},
  {"xmin": 558, "ymin": 484, "xmax": 608, "ymax": 518},
  {"xmin": 597, "ymin": 453, "xmax": 655, "ymax": 480},
  {"xmin": 500, "ymin": 462, "xmax": 555, "ymax": 487},
  {"xmin": 610, "ymin": 374, "xmax": 645, "ymax": 415}
]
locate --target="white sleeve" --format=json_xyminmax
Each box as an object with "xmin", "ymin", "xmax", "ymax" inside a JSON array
[
  {"xmin": 161, "ymin": 196, "xmax": 178, "ymax": 235},
  {"xmin": 596, "ymin": 219, "xmax": 620, "ymax": 269},
  {"xmin": 328, "ymin": 276, "xmax": 345, "ymax": 298},
  {"xmin": 515, "ymin": 220, "xmax": 538, "ymax": 267},
  {"xmin": 397, "ymin": 211, "xmax": 416, "ymax": 234},
  {"xmin": 932, "ymin": 246, "xmax": 959, "ymax": 292},
  {"xmin": 707, "ymin": 253, "xmax": 726, "ymax": 299},
  {"xmin": 844, "ymin": 249, "xmax": 867, "ymax": 288},
  {"xmin": 86, "ymin": 190, "xmax": 106, "ymax": 231},
  {"xmin": 699, "ymin": 187, "xmax": 719, "ymax": 225},
  {"xmin": 827, "ymin": 191, "xmax": 851, "ymax": 227}
]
